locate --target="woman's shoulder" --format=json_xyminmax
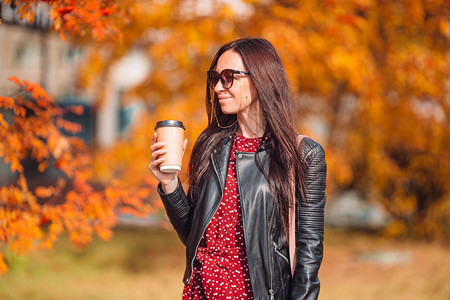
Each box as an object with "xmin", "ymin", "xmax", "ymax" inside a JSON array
[{"xmin": 297, "ymin": 134, "xmax": 325, "ymax": 163}]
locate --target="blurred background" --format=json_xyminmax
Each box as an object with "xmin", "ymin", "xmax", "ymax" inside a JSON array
[{"xmin": 0, "ymin": 0, "xmax": 449, "ymax": 299}]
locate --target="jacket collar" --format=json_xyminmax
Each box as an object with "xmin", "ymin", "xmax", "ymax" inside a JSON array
[
  {"xmin": 211, "ymin": 134, "xmax": 272, "ymax": 188},
  {"xmin": 211, "ymin": 135, "xmax": 233, "ymax": 189}
]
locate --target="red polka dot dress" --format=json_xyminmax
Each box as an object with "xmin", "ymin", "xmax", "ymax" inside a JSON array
[{"xmin": 182, "ymin": 133, "xmax": 262, "ymax": 300}]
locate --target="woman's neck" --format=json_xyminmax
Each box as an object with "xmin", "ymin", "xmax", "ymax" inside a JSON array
[{"xmin": 236, "ymin": 110, "xmax": 266, "ymax": 138}]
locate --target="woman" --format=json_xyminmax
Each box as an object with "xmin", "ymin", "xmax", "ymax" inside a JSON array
[{"xmin": 149, "ymin": 37, "xmax": 326, "ymax": 299}]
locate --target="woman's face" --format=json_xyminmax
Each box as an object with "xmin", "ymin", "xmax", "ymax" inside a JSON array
[{"xmin": 213, "ymin": 50, "xmax": 258, "ymax": 117}]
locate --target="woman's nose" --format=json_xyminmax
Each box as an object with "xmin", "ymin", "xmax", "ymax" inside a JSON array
[{"xmin": 214, "ymin": 79, "xmax": 225, "ymax": 93}]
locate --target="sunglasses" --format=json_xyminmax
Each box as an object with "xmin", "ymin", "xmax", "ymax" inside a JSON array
[{"xmin": 207, "ymin": 69, "xmax": 250, "ymax": 89}]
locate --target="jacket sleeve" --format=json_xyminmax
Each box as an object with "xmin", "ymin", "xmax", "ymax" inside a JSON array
[
  {"xmin": 290, "ymin": 139, "xmax": 327, "ymax": 300},
  {"xmin": 157, "ymin": 179, "xmax": 194, "ymax": 245}
]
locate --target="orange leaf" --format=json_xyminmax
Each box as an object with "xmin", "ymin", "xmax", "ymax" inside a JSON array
[
  {"xmin": 31, "ymin": 85, "xmax": 47, "ymax": 99},
  {"xmin": 11, "ymin": 158, "xmax": 24, "ymax": 173},
  {"xmin": 17, "ymin": 5, "xmax": 28, "ymax": 15},
  {"xmin": 17, "ymin": 174, "xmax": 27, "ymax": 190},
  {"xmin": 0, "ymin": 96, "xmax": 14, "ymax": 109},
  {"xmin": 96, "ymin": 226, "xmax": 113, "ymax": 241},
  {"xmin": 69, "ymin": 137, "xmax": 86, "ymax": 149},
  {"xmin": 56, "ymin": 119, "xmax": 82, "ymax": 134},
  {"xmin": 438, "ymin": 17, "xmax": 450, "ymax": 38},
  {"xmin": 38, "ymin": 238, "xmax": 54, "ymax": 250},
  {"xmin": 27, "ymin": 13, "xmax": 35, "ymax": 23},
  {"xmin": 67, "ymin": 105, "xmax": 84, "ymax": 115},
  {"xmin": 73, "ymin": 176, "xmax": 93, "ymax": 193},
  {"xmin": 337, "ymin": 14, "xmax": 357, "ymax": 27},
  {"xmin": 35, "ymin": 186, "xmax": 53, "ymax": 198},
  {"xmin": 0, "ymin": 253, "xmax": 9, "ymax": 275},
  {"xmin": 38, "ymin": 161, "xmax": 49, "ymax": 172},
  {"xmin": 137, "ymin": 188, "xmax": 151, "ymax": 199},
  {"xmin": 13, "ymin": 105, "xmax": 26, "ymax": 117},
  {"xmin": 36, "ymin": 99, "xmax": 51, "ymax": 108},
  {"xmin": 59, "ymin": 32, "xmax": 66, "ymax": 41},
  {"xmin": 39, "ymin": 187, "xmax": 54, "ymax": 200},
  {"xmin": 8, "ymin": 76, "xmax": 20, "ymax": 85}
]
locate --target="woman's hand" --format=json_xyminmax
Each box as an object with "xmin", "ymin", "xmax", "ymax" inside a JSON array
[{"xmin": 148, "ymin": 132, "xmax": 187, "ymax": 194}]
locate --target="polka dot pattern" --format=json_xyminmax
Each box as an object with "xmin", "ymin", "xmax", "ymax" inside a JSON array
[{"xmin": 183, "ymin": 134, "xmax": 263, "ymax": 300}]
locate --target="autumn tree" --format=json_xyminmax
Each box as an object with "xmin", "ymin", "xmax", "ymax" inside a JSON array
[
  {"xmin": 0, "ymin": 0, "xmax": 156, "ymax": 274},
  {"xmin": 0, "ymin": 76, "xmax": 156, "ymax": 274},
  {"xmin": 87, "ymin": 0, "xmax": 449, "ymax": 240},
  {"xmin": 242, "ymin": 0, "xmax": 449, "ymax": 240},
  {"xmin": 85, "ymin": 0, "xmax": 449, "ymax": 240}
]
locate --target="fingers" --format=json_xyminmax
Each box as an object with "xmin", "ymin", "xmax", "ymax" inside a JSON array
[
  {"xmin": 150, "ymin": 147, "xmax": 166, "ymax": 169},
  {"xmin": 148, "ymin": 156, "xmax": 165, "ymax": 173},
  {"xmin": 148, "ymin": 149, "xmax": 166, "ymax": 172},
  {"xmin": 151, "ymin": 148, "xmax": 166, "ymax": 161},
  {"xmin": 149, "ymin": 136, "xmax": 166, "ymax": 174},
  {"xmin": 150, "ymin": 141, "xmax": 165, "ymax": 153}
]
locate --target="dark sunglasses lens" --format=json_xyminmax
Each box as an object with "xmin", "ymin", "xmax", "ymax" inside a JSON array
[
  {"xmin": 221, "ymin": 69, "xmax": 233, "ymax": 89},
  {"xmin": 207, "ymin": 71, "xmax": 220, "ymax": 88},
  {"xmin": 207, "ymin": 69, "xmax": 235, "ymax": 89}
]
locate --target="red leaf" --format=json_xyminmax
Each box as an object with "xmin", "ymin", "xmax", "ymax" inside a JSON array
[
  {"xmin": 57, "ymin": 6, "xmax": 75, "ymax": 16},
  {"xmin": 100, "ymin": 7, "xmax": 114, "ymax": 16}
]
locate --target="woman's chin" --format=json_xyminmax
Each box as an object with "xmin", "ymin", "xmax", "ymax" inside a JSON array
[{"xmin": 218, "ymin": 105, "xmax": 236, "ymax": 115}]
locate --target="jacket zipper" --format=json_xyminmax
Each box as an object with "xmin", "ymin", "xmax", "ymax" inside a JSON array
[
  {"xmin": 267, "ymin": 205, "xmax": 276, "ymax": 300},
  {"xmin": 273, "ymin": 241, "xmax": 290, "ymax": 264},
  {"xmin": 185, "ymin": 152, "xmax": 224, "ymax": 285}
]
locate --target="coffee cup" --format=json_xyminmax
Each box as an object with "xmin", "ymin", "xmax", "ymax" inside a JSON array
[{"xmin": 154, "ymin": 120, "xmax": 185, "ymax": 173}]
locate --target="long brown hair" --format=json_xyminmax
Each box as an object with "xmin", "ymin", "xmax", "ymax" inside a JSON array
[{"xmin": 188, "ymin": 37, "xmax": 307, "ymax": 236}]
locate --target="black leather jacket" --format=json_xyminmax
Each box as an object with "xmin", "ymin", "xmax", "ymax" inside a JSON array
[{"xmin": 158, "ymin": 135, "xmax": 326, "ymax": 300}]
